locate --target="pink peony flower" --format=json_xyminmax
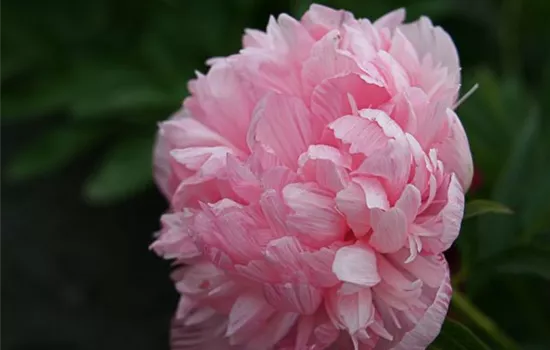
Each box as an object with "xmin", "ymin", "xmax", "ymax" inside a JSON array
[{"xmin": 152, "ymin": 4, "xmax": 473, "ymax": 350}]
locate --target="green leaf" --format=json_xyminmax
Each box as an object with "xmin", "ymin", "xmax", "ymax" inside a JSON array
[
  {"xmin": 84, "ymin": 135, "xmax": 154, "ymax": 204},
  {"xmin": 477, "ymin": 112, "xmax": 541, "ymax": 259},
  {"xmin": 464, "ymin": 199, "xmax": 513, "ymax": 219},
  {"xmin": 7, "ymin": 125, "xmax": 105, "ymax": 181},
  {"xmin": 477, "ymin": 246, "xmax": 550, "ymax": 281},
  {"xmin": 429, "ymin": 319, "xmax": 490, "ymax": 350}
]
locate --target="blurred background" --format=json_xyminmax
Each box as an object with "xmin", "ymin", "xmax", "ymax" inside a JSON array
[{"xmin": 2, "ymin": 0, "xmax": 550, "ymax": 349}]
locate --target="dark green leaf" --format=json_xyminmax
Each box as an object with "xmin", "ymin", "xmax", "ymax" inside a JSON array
[
  {"xmin": 464, "ymin": 199, "xmax": 513, "ymax": 219},
  {"xmin": 7, "ymin": 126, "xmax": 105, "ymax": 181},
  {"xmin": 430, "ymin": 319, "xmax": 490, "ymax": 350},
  {"xmin": 476, "ymin": 246, "xmax": 550, "ymax": 281},
  {"xmin": 84, "ymin": 135, "xmax": 154, "ymax": 204},
  {"xmin": 477, "ymin": 113, "xmax": 541, "ymax": 259}
]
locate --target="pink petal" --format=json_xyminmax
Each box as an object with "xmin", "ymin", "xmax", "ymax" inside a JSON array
[
  {"xmin": 395, "ymin": 184, "xmax": 422, "ymax": 223},
  {"xmin": 326, "ymin": 286, "xmax": 375, "ymax": 334},
  {"xmin": 298, "ymin": 145, "xmax": 352, "ymax": 193},
  {"xmin": 393, "ymin": 262, "xmax": 452, "ymax": 350},
  {"xmin": 283, "ymin": 183, "xmax": 347, "ymax": 247},
  {"xmin": 436, "ymin": 109, "xmax": 474, "ymax": 190},
  {"xmin": 311, "ymin": 73, "xmax": 390, "ymax": 125},
  {"xmin": 336, "ymin": 177, "xmax": 389, "ymax": 236},
  {"xmin": 184, "ymin": 59, "xmax": 258, "ymax": 152},
  {"xmin": 247, "ymin": 93, "xmax": 317, "ymax": 169},
  {"xmin": 328, "ymin": 114, "xmax": 390, "ymax": 157},
  {"xmin": 390, "ymin": 250, "xmax": 446, "ymax": 288},
  {"xmin": 151, "ymin": 211, "xmax": 200, "ymax": 260},
  {"xmin": 246, "ymin": 312, "xmax": 299, "ymax": 349},
  {"xmin": 263, "ymin": 283, "xmax": 323, "ymax": 315},
  {"xmin": 301, "ymin": 247, "xmax": 341, "ymax": 288},
  {"xmin": 171, "ymin": 314, "xmax": 234, "ymax": 350},
  {"xmin": 301, "ymin": 4, "xmax": 355, "ymax": 40},
  {"xmin": 295, "ymin": 315, "xmax": 315, "ymax": 349},
  {"xmin": 399, "ymin": 16, "xmax": 460, "ymax": 80},
  {"xmin": 370, "ymin": 207, "xmax": 408, "ymax": 253},
  {"xmin": 332, "ymin": 243, "xmax": 381, "ymax": 287},
  {"xmin": 226, "ymin": 293, "xmax": 274, "ymax": 339},
  {"xmin": 301, "ymin": 30, "xmax": 362, "ymax": 95},
  {"xmin": 354, "ymin": 135, "xmax": 411, "ymax": 202},
  {"xmin": 374, "ymin": 8, "xmax": 406, "ymax": 29},
  {"xmin": 226, "ymin": 154, "xmax": 262, "ymax": 204}
]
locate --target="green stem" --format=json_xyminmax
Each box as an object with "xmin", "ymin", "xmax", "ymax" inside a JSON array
[{"xmin": 452, "ymin": 290, "xmax": 519, "ymax": 349}]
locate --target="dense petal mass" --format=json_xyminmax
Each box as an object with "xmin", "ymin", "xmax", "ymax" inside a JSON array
[{"xmin": 152, "ymin": 3, "xmax": 471, "ymax": 350}]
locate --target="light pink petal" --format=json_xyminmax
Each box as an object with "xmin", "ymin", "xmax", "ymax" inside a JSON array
[
  {"xmin": 328, "ymin": 114, "xmax": 389, "ymax": 157},
  {"xmin": 370, "ymin": 207, "xmax": 408, "ymax": 253},
  {"xmin": 326, "ymin": 286, "xmax": 375, "ymax": 334},
  {"xmin": 246, "ymin": 312, "xmax": 299, "ymax": 349},
  {"xmin": 298, "ymin": 145, "xmax": 352, "ymax": 193},
  {"xmin": 263, "ymin": 283, "xmax": 323, "ymax": 315},
  {"xmin": 395, "ymin": 184, "xmax": 422, "ymax": 223},
  {"xmin": 226, "ymin": 292, "xmax": 274, "ymax": 339},
  {"xmin": 393, "ymin": 262, "xmax": 452, "ymax": 350},
  {"xmin": 185, "ymin": 307, "xmax": 217, "ymax": 326},
  {"xmin": 419, "ymin": 174, "xmax": 465, "ymax": 252},
  {"xmin": 336, "ymin": 177, "xmax": 389, "ymax": 236},
  {"xmin": 283, "ymin": 183, "xmax": 347, "ymax": 247},
  {"xmin": 389, "ymin": 29, "xmax": 421, "ymax": 77},
  {"xmin": 264, "ymin": 236, "xmax": 305, "ymax": 272},
  {"xmin": 372, "ymin": 51, "xmax": 411, "ymax": 95},
  {"xmin": 295, "ymin": 315, "xmax": 315, "ymax": 349},
  {"xmin": 171, "ymin": 314, "xmax": 234, "ymax": 350},
  {"xmin": 226, "ymin": 154, "xmax": 262, "ymax": 204},
  {"xmin": 154, "ymin": 113, "xmax": 233, "ymax": 198},
  {"xmin": 436, "ymin": 109, "xmax": 474, "ymax": 190},
  {"xmin": 390, "ymin": 250, "xmax": 446, "ymax": 288},
  {"xmin": 301, "ymin": 247, "xmax": 341, "ymax": 288},
  {"xmin": 302, "ymin": 30, "xmax": 362, "ymax": 95},
  {"xmin": 151, "ymin": 211, "xmax": 200, "ymax": 260},
  {"xmin": 301, "ymin": 4, "xmax": 355, "ymax": 39},
  {"xmin": 399, "ymin": 16, "xmax": 460, "ymax": 80},
  {"xmin": 354, "ymin": 135, "xmax": 411, "ymax": 202},
  {"xmin": 374, "ymin": 8, "xmax": 406, "ymax": 29},
  {"xmin": 259, "ymin": 189, "xmax": 290, "ymax": 238},
  {"xmin": 314, "ymin": 321, "xmax": 340, "ymax": 347},
  {"xmin": 171, "ymin": 178, "xmax": 224, "ymax": 210},
  {"xmin": 311, "ymin": 73, "xmax": 390, "ymax": 125},
  {"xmin": 332, "ymin": 243, "xmax": 380, "ymax": 287},
  {"xmin": 247, "ymin": 93, "xmax": 317, "ymax": 169},
  {"xmin": 184, "ymin": 59, "xmax": 258, "ymax": 152}
]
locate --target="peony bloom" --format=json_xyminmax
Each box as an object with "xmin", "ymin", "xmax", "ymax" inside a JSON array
[{"xmin": 152, "ymin": 4, "xmax": 473, "ymax": 350}]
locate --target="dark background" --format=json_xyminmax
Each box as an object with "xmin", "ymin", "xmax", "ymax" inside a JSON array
[{"xmin": 2, "ymin": 0, "xmax": 550, "ymax": 349}]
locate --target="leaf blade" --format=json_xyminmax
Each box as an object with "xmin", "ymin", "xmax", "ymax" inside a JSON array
[
  {"xmin": 464, "ymin": 199, "xmax": 513, "ymax": 219},
  {"xmin": 430, "ymin": 318, "xmax": 491, "ymax": 350}
]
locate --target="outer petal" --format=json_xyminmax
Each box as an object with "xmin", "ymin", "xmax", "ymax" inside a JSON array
[
  {"xmin": 184, "ymin": 59, "xmax": 258, "ymax": 152},
  {"xmin": 399, "ymin": 16, "xmax": 460, "ymax": 80},
  {"xmin": 436, "ymin": 109, "xmax": 474, "ymax": 190},
  {"xmin": 392, "ymin": 261, "xmax": 452, "ymax": 350},
  {"xmin": 154, "ymin": 112, "xmax": 232, "ymax": 198},
  {"xmin": 171, "ymin": 314, "xmax": 234, "ymax": 350},
  {"xmin": 374, "ymin": 8, "xmax": 406, "ymax": 29},
  {"xmin": 301, "ymin": 4, "xmax": 355, "ymax": 39}
]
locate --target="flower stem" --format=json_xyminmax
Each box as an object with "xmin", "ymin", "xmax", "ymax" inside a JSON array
[{"xmin": 452, "ymin": 290, "xmax": 519, "ymax": 349}]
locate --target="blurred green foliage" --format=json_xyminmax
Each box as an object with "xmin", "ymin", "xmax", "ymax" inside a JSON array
[{"xmin": 2, "ymin": 0, "xmax": 550, "ymax": 348}]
